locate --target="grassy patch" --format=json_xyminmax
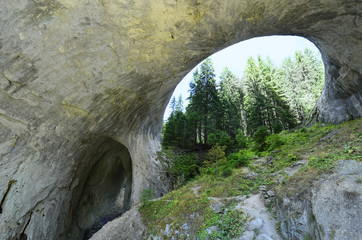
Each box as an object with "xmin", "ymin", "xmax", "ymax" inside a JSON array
[{"xmin": 140, "ymin": 185, "xmax": 213, "ymax": 235}]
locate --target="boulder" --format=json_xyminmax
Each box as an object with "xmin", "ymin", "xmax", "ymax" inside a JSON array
[
  {"xmin": 238, "ymin": 230, "xmax": 256, "ymax": 240},
  {"xmin": 248, "ymin": 218, "xmax": 263, "ymax": 231}
]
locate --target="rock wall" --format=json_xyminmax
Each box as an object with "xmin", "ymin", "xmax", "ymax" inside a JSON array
[
  {"xmin": 0, "ymin": 0, "xmax": 361, "ymax": 239},
  {"xmin": 277, "ymin": 160, "xmax": 362, "ymax": 240}
]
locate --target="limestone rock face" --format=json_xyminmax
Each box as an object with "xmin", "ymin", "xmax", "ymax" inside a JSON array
[
  {"xmin": 277, "ymin": 160, "xmax": 362, "ymax": 240},
  {"xmin": 0, "ymin": 0, "xmax": 361, "ymax": 239},
  {"xmin": 312, "ymin": 160, "xmax": 362, "ymax": 240}
]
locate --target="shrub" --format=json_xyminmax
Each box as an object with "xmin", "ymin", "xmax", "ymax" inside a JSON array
[
  {"xmin": 205, "ymin": 144, "xmax": 227, "ymax": 166},
  {"xmin": 272, "ymin": 121, "xmax": 283, "ymax": 133},
  {"xmin": 287, "ymin": 153, "xmax": 300, "ymax": 162},
  {"xmin": 238, "ymin": 148, "xmax": 258, "ymax": 160},
  {"xmin": 204, "ymin": 167, "xmax": 216, "ymax": 175},
  {"xmin": 218, "ymin": 132, "xmax": 234, "ymax": 149},
  {"xmin": 221, "ymin": 167, "xmax": 233, "ymax": 177},
  {"xmin": 216, "ymin": 209, "xmax": 245, "ymax": 238},
  {"xmin": 235, "ymin": 129, "xmax": 247, "ymax": 149},
  {"xmin": 208, "ymin": 131, "xmax": 234, "ymax": 150},
  {"xmin": 227, "ymin": 151, "xmax": 250, "ymax": 168},
  {"xmin": 266, "ymin": 134, "xmax": 285, "ymax": 151},
  {"xmin": 189, "ymin": 164, "xmax": 200, "ymax": 178},
  {"xmin": 140, "ymin": 189, "xmax": 154, "ymax": 206},
  {"xmin": 208, "ymin": 133, "xmax": 218, "ymax": 146},
  {"xmin": 164, "ymin": 152, "xmax": 200, "ymax": 186},
  {"xmin": 253, "ymin": 126, "xmax": 270, "ymax": 151}
]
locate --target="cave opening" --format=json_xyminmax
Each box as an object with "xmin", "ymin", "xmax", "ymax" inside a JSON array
[{"xmin": 71, "ymin": 138, "xmax": 133, "ymax": 240}]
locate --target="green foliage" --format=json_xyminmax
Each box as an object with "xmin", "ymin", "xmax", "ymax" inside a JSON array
[
  {"xmin": 140, "ymin": 189, "xmax": 155, "ymax": 206},
  {"xmin": 204, "ymin": 167, "xmax": 216, "ymax": 175},
  {"xmin": 266, "ymin": 134, "xmax": 285, "ymax": 151},
  {"xmin": 187, "ymin": 58, "xmax": 221, "ymax": 145},
  {"xmin": 253, "ymin": 126, "xmax": 270, "ymax": 151},
  {"xmin": 218, "ymin": 132, "xmax": 234, "ymax": 149},
  {"xmin": 205, "ymin": 144, "xmax": 227, "ymax": 166},
  {"xmin": 221, "ymin": 167, "xmax": 233, "ymax": 178},
  {"xmin": 235, "ymin": 129, "xmax": 247, "ymax": 149},
  {"xmin": 243, "ymin": 57, "xmax": 296, "ymax": 135},
  {"xmin": 208, "ymin": 131, "xmax": 234, "ymax": 151},
  {"xmin": 207, "ymin": 132, "xmax": 218, "ymax": 146},
  {"xmin": 140, "ymin": 185, "xmax": 213, "ymax": 236},
  {"xmin": 308, "ymin": 156, "xmax": 335, "ymax": 173},
  {"xmin": 226, "ymin": 150, "xmax": 252, "ymax": 168},
  {"xmin": 279, "ymin": 49, "xmax": 324, "ymax": 122},
  {"xmin": 169, "ymin": 154, "xmax": 199, "ymax": 179},
  {"xmin": 287, "ymin": 153, "xmax": 300, "ymax": 162},
  {"xmin": 213, "ymin": 209, "xmax": 246, "ymax": 239},
  {"xmin": 162, "ymin": 150, "xmax": 200, "ymax": 187},
  {"xmin": 219, "ymin": 68, "xmax": 245, "ymax": 138},
  {"xmin": 163, "ymin": 49, "xmax": 324, "ymax": 151},
  {"xmin": 163, "ymin": 108, "xmax": 188, "ymax": 147}
]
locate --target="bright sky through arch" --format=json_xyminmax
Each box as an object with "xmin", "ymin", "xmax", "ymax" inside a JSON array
[{"xmin": 163, "ymin": 35, "xmax": 321, "ymax": 121}]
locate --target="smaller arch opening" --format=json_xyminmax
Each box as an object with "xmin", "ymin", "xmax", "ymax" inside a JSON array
[{"xmin": 71, "ymin": 138, "xmax": 132, "ymax": 240}]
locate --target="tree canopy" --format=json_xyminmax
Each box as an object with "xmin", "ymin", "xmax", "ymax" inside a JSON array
[{"xmin": 162, "ymin": 49, "xmax": 324, "ymax": 149}]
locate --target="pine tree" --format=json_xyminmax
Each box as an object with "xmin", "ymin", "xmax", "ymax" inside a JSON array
[
  {"xmin": 187, "ymin": 58, "xmax": 221, "ymax": 144},
  {"xmin": 219, "ymin": 68, "xmax": 245, "ymax": 137},
  {"xmin": 279, "ymin": 49, "xmax": 324, "ymax": 122},
  {"xmin": 163, "ymin": 96, "xmax": 188, "ymax": 147},
  {"xmin": 243, "ymin": 56, "xmax": 296, "ymax": 135}
]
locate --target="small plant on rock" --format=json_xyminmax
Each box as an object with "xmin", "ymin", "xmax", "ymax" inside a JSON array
[{"xmin": 140, "ymin": 188, "xmax": 155, "ymax": 207}]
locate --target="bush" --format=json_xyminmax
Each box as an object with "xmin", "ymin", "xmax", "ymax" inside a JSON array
[
  {"xmin": 221, "ymin": 167, "xmax": 233, "ymax": 177},
  {"xmin": 253, "ymin": 126, "xmax": 270, "ymax": 151},
  {"xmin": 235, "ymin": 129, "xmax": 247, "ymax": 149},
  {"xmin": 189, "ymin": 164, "xmax": 200, "ymax": 178},
  {"xmin": 219, "ymin": 132, "xmax": 234, "ymax": 149},
  {"xmin": 140, "ymin": 189, "xmax": 154, "ymax": 206},
  {"xmin": 208, "ymin": 133, "xmax": 219, "ymax": 146},
  {"xmin": 215, "ymin": 209, "xmax": 245, "ymax": 238},
  {"xmin": 266, "ymin": 134, "xmax": 285, "ymax": 151},
  {"xmin": 227, "ymin": 152, "xmax": 249, "ymax": 168},
  {"xmin": 165, "ymin": 152, "xmax": 200, "ymax": 185},
  {"xmin": 272, "ymin": 121, "xmax": 283, "ymax": 133},
  {"xmin": 205, "ymin": 144, "xmax": 227, "ymax": 166},
  {"xmin": 225, "ymin": 148, "xmax": 257, "ymax": 169},
  {"xmin": 208, "ymin": 131, "xmax": 234, "ymax": 150},
  {"xmin": 204, "ymin": 167, "xmax": 216, "ymax": 175}
]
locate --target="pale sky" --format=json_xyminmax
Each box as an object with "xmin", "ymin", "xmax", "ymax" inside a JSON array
[{"xmin": 164, "ymin": 35, "xmax": 321, "ymax": 120}]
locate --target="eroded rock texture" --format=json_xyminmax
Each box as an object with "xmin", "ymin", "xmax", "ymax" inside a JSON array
[
  {"xmin": 0, "ymin": 0, "xmax": 361, "ymax": 239},
  {"xmin": 277, "ymin": 160, "xmax": 362, "ymax": 240}
]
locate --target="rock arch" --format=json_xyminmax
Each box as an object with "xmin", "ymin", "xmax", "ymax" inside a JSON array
[{"xmin": 0, "ymin": 0, "xmax": 361, "ymax": 239}]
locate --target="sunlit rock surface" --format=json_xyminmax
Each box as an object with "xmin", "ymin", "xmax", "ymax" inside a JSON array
[
  {"xmin": 277, "ymin": 160, "xmax": 362, "ymax": 240},
  {"xmin": 0, "ymin": 0, "xmax": 361, "ymax": 239}
]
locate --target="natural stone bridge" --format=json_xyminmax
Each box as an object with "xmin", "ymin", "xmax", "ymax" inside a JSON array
[{"xmin": 0, "ymin": 0, "xmax": 361, "ymax": 239}]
